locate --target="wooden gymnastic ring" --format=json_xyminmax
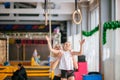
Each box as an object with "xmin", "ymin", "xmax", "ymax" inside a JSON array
[{"xmin": 72, "ymin": 9, "xmax": 82, "ymax": 24}]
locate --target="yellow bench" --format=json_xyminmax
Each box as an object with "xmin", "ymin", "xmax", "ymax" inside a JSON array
[
  {"xmin": 0, "ymin": 74, "xmax": 7, "ymax": 80},
  {"xmin": 0, "ymin": 66, "xmax": 54, "ymax": 80},
  {"xmin": 10, "ymin": 61, "xmax": 31, "ymax": 66}
]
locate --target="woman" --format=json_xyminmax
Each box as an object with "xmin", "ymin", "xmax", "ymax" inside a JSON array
[
  {"xmin": 11, "ymin": 63, "xmax": 28, "ymax": 80},
  {"xmin": 50, "ymin": 44, "xmax": 62, "ymax": 80}
]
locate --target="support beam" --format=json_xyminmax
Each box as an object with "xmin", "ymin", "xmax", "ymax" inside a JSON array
[
  {"xmin": 0, "ymin": 0, "xmax": 89, "ymax": 3},
  {"xmin": 0, "ymin": 0, "xmax": 75, "ymax": 3},
  {"xmin": 0, "ymin": 9, "xmax": 73, "ymax": 14},
  {"xmin": 0, "ymin": 15, "xmax": 71, "ymax": 21},
  {"xmin": 0, "ymin": 21, "xmax": 61, "ymax": 24},
  {"xmin": 0, "ymin": 3, "xmax": 74, "ymax": 14},
  {"xmin": 99, "ymin": 0, "xmax": 115, "ymax": 80}
]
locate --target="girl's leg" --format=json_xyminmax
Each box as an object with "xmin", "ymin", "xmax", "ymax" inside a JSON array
[
  {"xmin": 68, "ymin": 76, "xmax": 75, "ymax": 80},
  {"xmin": 61, "ymin": 78, "xmax": 67, "ymax": 80}
]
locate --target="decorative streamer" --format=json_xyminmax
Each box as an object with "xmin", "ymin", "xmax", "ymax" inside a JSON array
[{"xmin": 82, "ymin": 21, "xmax": 120, "ymax": 45}]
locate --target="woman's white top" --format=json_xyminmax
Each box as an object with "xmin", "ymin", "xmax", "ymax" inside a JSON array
[
  {"xmin": 59, "ymin": 51, "xmax": 74, "ymax": 70},
  {"xmin": 50, "ymin": 56, "xmax": 61, "ymax": 75}
]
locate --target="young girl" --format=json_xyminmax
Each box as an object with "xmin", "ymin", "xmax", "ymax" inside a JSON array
[
  {"xmin": 51, "ymin": 44, "xmax": 80, "ymax": 80},
  {"xmin": 46, "ymin": 36, "xmax": 85, "ymax": 80}
]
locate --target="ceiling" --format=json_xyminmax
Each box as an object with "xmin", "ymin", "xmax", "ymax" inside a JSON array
[{"xmin": 0, "ymin": 0, "xmax": 91, "ymax": 24}]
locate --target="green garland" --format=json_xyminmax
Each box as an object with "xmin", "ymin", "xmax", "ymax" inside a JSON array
[{"xmin": 82, "ymin": 21, "xmax": 120, "ymax": 45}]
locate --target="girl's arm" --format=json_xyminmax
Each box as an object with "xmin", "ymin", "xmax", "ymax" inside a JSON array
[
  {"xmin": 71, "ymin": 39, "xmax": 85, "ymax": 55},
  {"xmin": 72, "ymin": 55, "xmax": 78, "ymax": 69},
  {"xmin": 50, "ymin": 58, "xmax": 60, "ymax": 70},
  {"xmin": 46, "ymin": 36, "xmax": 60, "ymax": 54},
  {"xmin": 50, "ymin": 53, "xmax": 62, "ymax": 70}
]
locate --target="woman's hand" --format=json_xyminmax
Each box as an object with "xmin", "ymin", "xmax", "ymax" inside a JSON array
[
  {"xmin": 45, "ymin": 36, "xmax": 50, "ymax": 41},
  {"xmin": 80, "ymin": 39, "xmax": 85, "ymax": 46},
  {"xmin": 57, "ymin": 52, "xmax": 62, "ymax": 59}
]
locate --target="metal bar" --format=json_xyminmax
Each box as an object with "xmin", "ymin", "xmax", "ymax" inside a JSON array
[
  {"xmin": 99, "ymin": 0, "xmax": 103, "ymax": 74},
  {"xmin": 0, "ymin": 15, "xmax": 71, "ymax": 20},
  {"xmin": 0, "ymin": 9, "xmax": 73, "ymax": 14},
  {"xmin": 0, "ymin": 0, "xmax": 75, "ymax": 3}
]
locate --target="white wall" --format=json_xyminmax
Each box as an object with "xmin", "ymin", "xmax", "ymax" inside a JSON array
[
  {"xmin": 103, "ymin": 0, "xmax": 120, "ymax": 80},
  {"xmin": 115, "ymin": 0, "xmax": 120, "ymax": 80},
  {"xmin": 103, "ymin": 30, "xmax": 115, "ymax": 80},
  {"xmin": 83, "ymin": 7, "xmax": 99, "ymax": 72},
  {"xmin": 115, "ymin": 29, "xmax": 120, "ymax": 80},
  {"xmin": 116, "ymin": 0, "xmax": 120, "ymax": 20}
]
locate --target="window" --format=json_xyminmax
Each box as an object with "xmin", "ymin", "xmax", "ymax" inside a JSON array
[{"xmin": 84, "ymin": 7, "xmax": 99, "ymax": 72}]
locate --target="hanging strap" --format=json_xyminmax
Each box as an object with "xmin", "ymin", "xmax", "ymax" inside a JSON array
[
  {"xmin": 44, "ymin": 0, "xmax": 48, "ymax": 12},
  {"xmin": 75, "ymin": 0, "xmax": 77, "ymax": 10},
  {"xmin": 44, "ymin": 0, "xmax": 48, "ymax": 25}
]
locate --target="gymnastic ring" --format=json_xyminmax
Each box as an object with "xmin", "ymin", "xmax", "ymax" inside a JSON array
[
  {"xmin": 72, "ymin": 9, "xmax": 82, "ymax": 24},
  {"xmin": 45, "ymin": 12, "xmax": 48, "ymax": 26}
]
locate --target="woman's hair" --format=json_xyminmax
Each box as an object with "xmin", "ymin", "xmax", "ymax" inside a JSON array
[
  {"xmin": 18, "ymin": 63, "xmax": 22, "ymax": 67},
  {"xmin": 53, "ymin": 44, "xmax": 62, "ymax": 50},
  {"xmin": 51, "ymin": 44, "xmax": 62, "ymax": 57}
]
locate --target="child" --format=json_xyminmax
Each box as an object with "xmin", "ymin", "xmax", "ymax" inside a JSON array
[
  {"xmin": 46, "ymin": 36, "xmax": 85, "ymax": 80},
  {"xmin": 50, "ymin": 44, "xmax": 78, "ymax": 80},
  {"xmin": 31, "ymin": 49, "xmax": 41, "ymax": 66}
]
